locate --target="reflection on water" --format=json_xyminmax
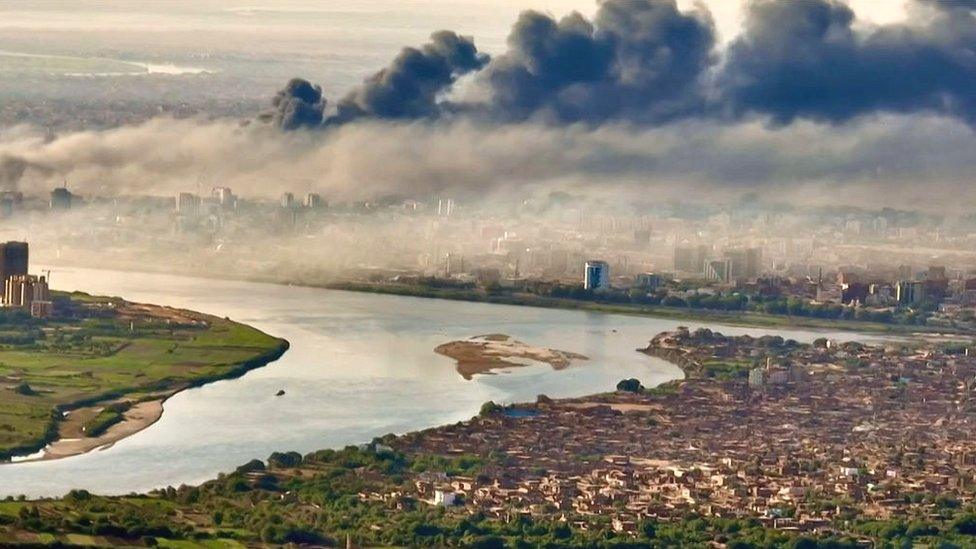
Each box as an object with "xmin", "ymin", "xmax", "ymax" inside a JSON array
[{"xmin": 0, "ymin": 267, "xmax": 881, "ymax": 498}]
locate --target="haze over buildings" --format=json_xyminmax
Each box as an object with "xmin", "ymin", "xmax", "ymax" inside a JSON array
[
  {"xmin": 0, "ymin": 0, "xmax": 975, "ymax": 323},
  {"xmin": 0, "ymin": 0, "xmax": 972, "ymax": 212}
]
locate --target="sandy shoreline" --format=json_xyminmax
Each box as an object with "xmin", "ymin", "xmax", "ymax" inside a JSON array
[
  {"xmin": 38, "ymin": 399, "xmax": 166, "ymax": 461},
  {"xmin": 435, "ymin": 333, "xmax": 589, "ymax": 379},
  {"xmin": 3, "ymin": 337, "xmax": 289, "ymax": 464}
]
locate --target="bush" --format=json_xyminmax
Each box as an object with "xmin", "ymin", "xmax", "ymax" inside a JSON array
[
  {"xmin": 479, "ymin": 401, "xmax": 501, "ymax": 417},
  {"xmin": 952, "ymin": 513, "xmax": 976, "ymax": 535},
  {"xmin": 616, "ymin": 378, "xmax": 644, "ymax": 393},
  {"xmin": 267, "ymin": 451, "xmax": 303, "ymax": 469},
  {"xmin": 235, "ymin": 459, "xmax": 266, "ymax": 474}
]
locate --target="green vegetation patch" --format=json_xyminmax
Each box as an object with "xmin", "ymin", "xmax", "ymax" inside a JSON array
[{"xmin": 0, "ymin": 293, "xmax": 287, "ymax": 460}]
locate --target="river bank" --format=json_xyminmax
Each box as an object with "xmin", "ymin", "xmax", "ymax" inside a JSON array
[
  {"xmin": 0, "ymin": 266, "xmax": 892, "ymax": 499},
  {"xmin": 37, "ymin": 259, "xmax": 963, "ymax": 337},
  {"xmin": 6, "ymin": 329, "xmax": 970, "ymax": 547},
  {"xmin": 0, "ymin": 296, "xmax": 289, "ymax": 464},
  {"xmin": 325, "ymin": 280, "xmax": 955, "ymax": 336}
]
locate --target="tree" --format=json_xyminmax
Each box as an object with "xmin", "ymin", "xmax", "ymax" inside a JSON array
[
  {"xmin": 616, "ymin": 379, "xmax": 644, "ymax": 393},
  {"xmin": 479, "ymin": 401, "xmax": 501, "ymax": 417},
  {"xmin": 267, "ymin": 451, "xmax": 303, "ymax": 468},
  {"xmin": 951, "ymin": 513, "xmax": 976, "ymax": 535}
]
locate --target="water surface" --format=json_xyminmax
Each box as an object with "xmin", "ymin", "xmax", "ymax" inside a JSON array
[{"xmin": 0, "ymin": 267, "xmax": 880, "ymax": 498}]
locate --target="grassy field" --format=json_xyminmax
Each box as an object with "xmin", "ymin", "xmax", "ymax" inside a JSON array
[{"xmin": 0, "ymin": 293, "xmax": 287, "ymax": 460}]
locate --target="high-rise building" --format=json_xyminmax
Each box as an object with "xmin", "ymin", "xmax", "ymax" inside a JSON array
[
  {"xmin": 4, "ymin": 274, "xmax": 47, "ymax": 309},
  {"xmin": 175, "ymin": 192, "xmax": 200, "ymax": 215},
  {"xmin": 745, "ymin": 247, "xmax": 763, "ymax": 279},
  {"xmin": 634, "ymin": 272, "xmax": 663, "ymax": 290},
  {"xmin": 896, "ymin": 281, "xmax": 925, "ymax": 305},
  {"xmin": 437, "ymin": 198, "xmax": 455, "ymax": 217},
  {"xmin": 50, "ymin": 187, "xmax": 73, "ymax": 210},
  {"xmin": 674, "ymin": 245, "xmax": 707, "ymax": 273},
  {"xmin": 281, "ymin": 192, "xmax": 295, "ymax": 209},
  {"xmin": 0, "ymin": 191, "xmax": 21, "ymax": 218},
  {"xmin": 584, "ymin": 260, "xmax": 611, "ymax": 291},
  {"xmin": 705, "ymin": 259, "xmax": 732, "ymax": 282},
  {"xmin": 212, "ymin": 187, "xmax": 236, "ymax": 209},
  {"xmin": 304, "ymin": 193, "xmax": 324, "ymax": 209},
  {"xmin": 0, "ymin": 241, "xmax": 28, "ymax": 286},
  {"xmin": 724, "ymin": 247, "xmax": 763, "ymax": 281}
]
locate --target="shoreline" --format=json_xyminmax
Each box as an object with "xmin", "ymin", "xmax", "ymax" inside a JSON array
[
  {"xmin": 20, "ymin": 400, "xmax": 166, "ymax": 463},
  {"xmin": 1, "ymin": 305, "xmax": 290, "ymax": 465},
  {"xmin": 38, "ymin": 260, "xmax": 968, "ymax": 337}
]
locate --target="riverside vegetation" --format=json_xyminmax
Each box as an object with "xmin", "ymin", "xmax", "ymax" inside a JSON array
[
  {"xmin": 326, "ymin": 279, "xmax": 950, "ymax": 335},
  {"xmin": 3, "ymin": 445, "xmax": 976, "ymax": 547}
]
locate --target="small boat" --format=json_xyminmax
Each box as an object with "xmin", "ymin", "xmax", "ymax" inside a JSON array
[{"xmin": 275, "ymin": 389, "xmax": 286, "ymax": 397}]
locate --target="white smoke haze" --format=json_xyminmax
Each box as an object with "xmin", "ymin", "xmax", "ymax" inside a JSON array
[{"xmin": 1, "ymin": 113, "xmax": 974, "ymax": 210}]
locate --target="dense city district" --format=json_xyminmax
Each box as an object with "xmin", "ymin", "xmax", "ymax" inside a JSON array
[
  {"xmin": 7, "ymin": 329, "xmax": 976, "ymax": 547},
  {"xmin": 397, "ymin": 329, "xmax": 976, "ymax": 536}
]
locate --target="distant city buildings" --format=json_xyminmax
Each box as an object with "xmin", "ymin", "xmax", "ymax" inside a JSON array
[
  {"xmin": 50, "ymin": 187, "xmax": 73, "ymax": 210},
  {"xmin": 437, "ymin": 198, "xmax": 455, "ymax": 217},
  {"xmin": 304, "ymin": 193, "xmax": 324, "ymax": 209},
  {"xmin": 280, "ymin": 192, "xmax": 296, "ymax": 209},
  {"xmin": 0, "ymin": 242, "xmax": 51, "ymax": 317},
  {"xmin": 674, "ymin": 244, "xmax": 708, "ymax": 274},
  {"xmin": 705, "ymin": 259, "xmax": 732, "ymax": 283},
  {"xmin": 584, "ymin": 260, "xmax": 610, "ymax": 291},
  {"xmin": 4, "ymin": 274, "xmax": 50, "ymax": 316},
  {"xmin": 726, "ymin": 247, "xmax": 763, "ymax": 280},
  {"xmin": 634, "ymin": 272, "xmax": 663, "ymax": 290},
  {"xmin": 175, "ymin": 192, "xmax": 201, "ymax": 216},
  {"xmin": 0, "ymin": 191, "xmax": 23, "ymax": 218},
  {"xmin": 0, "ymin": 241, "xmax": 28, "ymax": 286},
  {"xmin": 897, "ymin": 280, "xmax": 926, "ymax": 305},
  {"xmin": 212, "ymin": 187, "xmax": 236, "ymax": 209}
]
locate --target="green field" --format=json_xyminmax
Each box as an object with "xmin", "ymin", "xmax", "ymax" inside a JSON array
[{"xmin": 0, "ymin": 293, "xmax": 287, "ymax": 460}]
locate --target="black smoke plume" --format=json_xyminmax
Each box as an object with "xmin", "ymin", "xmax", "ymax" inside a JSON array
[
  {"xmin": 717, "ymin": 0, "xmax": 976, "ymax": 124},
  {"xmin": 265, "ymin": 78, "xmax": 325, "ymax": 131},
  {"xmin": 266, "ymin": 0, "xmax": 976, "ymax": 130},
  {"xmin": 476, "ymin": 0, "xmax": 716, "ymax": 124},
  {"xmin": 329, "ymin": 31, "xmax": 488, "ymax": 124}
]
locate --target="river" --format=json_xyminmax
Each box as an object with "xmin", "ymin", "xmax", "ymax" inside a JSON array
[{"xmin": 0, "ymin": 267, "xmax": 882, "ymax": 498}]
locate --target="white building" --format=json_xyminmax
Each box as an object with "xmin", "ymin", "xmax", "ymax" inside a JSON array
[
  {"xmin": 211, "ymin": 187, "xmax": 236, "ymax": 208},
  {"xmin": 584, "ymin": 260, "xmax": 610, "ymax": 291},
  {"xmin": 437, "ymin": 198, "xmax": 455, "ymax": 217},
  {"xmin": 433, "ymin": 489, "xmax": 456, "ymax": 506}
]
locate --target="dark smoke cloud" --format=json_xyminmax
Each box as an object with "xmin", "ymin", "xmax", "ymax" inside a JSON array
[
  {"xmin": 265, "ymin": 78, "xmax": 325, "ymax": 130},
  {"xmin": 265, "ymin": 0, "xmax": 976, "ymax": 131},
  {"xmin": 475, "ymin": 0, "xmax": 716, "ymax": 123},
  {"xmin": 717, "ymin": 0, "xmax": 976, "ymax": 124},
  {"xmin": 329, "ymin": 31, "xmax": 488, "ymax": 124}
]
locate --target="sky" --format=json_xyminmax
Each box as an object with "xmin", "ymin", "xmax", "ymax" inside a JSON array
[
  {"xmin": 0, "ymin": 0, "xmax": 974, "ymax": 210},
  {"xmin": 0, "ymin": 0, "xmax": 912, "ymax": 51}
]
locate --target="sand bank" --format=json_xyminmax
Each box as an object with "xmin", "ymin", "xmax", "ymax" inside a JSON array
[{"xmin": 435, "ymin": 334, "xmax": 588, "ymax": 380}]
